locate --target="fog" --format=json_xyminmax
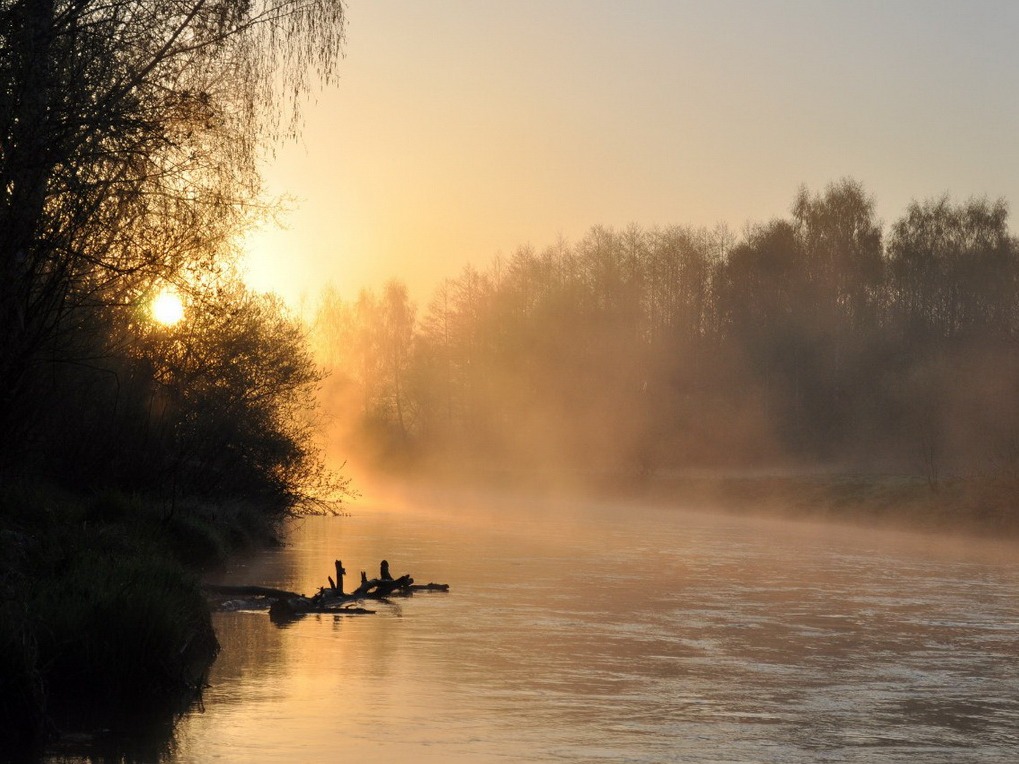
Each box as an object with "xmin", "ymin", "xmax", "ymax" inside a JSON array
[{"xmin": 310, "ymin": 181, "xmax": 1019, "ymax": 536}]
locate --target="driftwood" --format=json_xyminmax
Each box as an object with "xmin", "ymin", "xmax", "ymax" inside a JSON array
[
  {"xmin": 353, "ymin": 573, "xmax": 414, "ymax": 599},
  {"xmin": 333, "ymin": 560, "xmax": 346, "ymax": 593},
  {"xmin": 207, "ymin": 557, "xmax": 449, "ymax": 620}
]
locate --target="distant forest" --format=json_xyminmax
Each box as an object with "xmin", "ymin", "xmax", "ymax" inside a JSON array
[{"xmin": 312, "ymin": 179, "xmax": 1019, "ymax": 485}]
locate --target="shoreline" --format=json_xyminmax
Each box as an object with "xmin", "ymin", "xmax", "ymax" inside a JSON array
[
  {"xmin": 371, "ymin": 461, "xmax": 1019, "ymax": 541},
  {"xmin": 0, "ymin": 484, "xmax": 285, "ymax": 762}
]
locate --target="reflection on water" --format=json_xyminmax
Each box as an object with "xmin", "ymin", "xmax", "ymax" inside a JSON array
[{"xmin": 170, "ymin": 492, "xmax": 1019, "ymax": 763}]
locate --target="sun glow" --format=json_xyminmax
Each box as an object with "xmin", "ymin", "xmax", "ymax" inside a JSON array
[{"xmin": 151, "ymin": 288, "xmax": 185, "ymax": 326}]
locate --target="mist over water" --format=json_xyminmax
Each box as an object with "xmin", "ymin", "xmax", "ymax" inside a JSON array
[
  {"xmin": 172, "ymin": 491, "xmax": 1019, "ymax": 763},
  {"xmin": 310, "ymin": 188, "xmax": 1019, "ymax": 528}
]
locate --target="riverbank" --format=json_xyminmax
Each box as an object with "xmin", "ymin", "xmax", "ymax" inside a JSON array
[
  {"xmin": 0, "ymin": 484, "xmax": 285, "ymax": 761},
  {"xmin": 633, "ymin": 470, "xmax": 1019, "ymax": 538}
]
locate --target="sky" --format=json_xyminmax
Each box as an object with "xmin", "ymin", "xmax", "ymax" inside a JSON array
[{"xmin": 241, "ymin": 0, "xmax": 1019, "ymax": 309}]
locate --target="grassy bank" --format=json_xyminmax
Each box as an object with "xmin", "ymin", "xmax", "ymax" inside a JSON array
[{"xmin": 0, "ymin": 484, "xmax": 284, "ymax": 761}]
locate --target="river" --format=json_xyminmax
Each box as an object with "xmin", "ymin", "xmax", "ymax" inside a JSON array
[{"xmin": 168, "ymin": 488, "xmax": 1019, "ymax": 763}]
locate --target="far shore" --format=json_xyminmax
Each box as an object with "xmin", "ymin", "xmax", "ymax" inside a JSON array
[{"xmin": 365, "ymin": 460, "xmax": 1019, "ymax": 541}]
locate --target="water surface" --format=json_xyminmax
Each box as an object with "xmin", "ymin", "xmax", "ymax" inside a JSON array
[{"xmin": 173, "ymin": 491, "xmax": 1019, "ymax": 762}]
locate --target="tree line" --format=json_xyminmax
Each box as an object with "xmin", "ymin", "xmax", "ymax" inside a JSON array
[{"xmin": 313, "ymin": 179, "xmax": 1019, "ymax": 485}]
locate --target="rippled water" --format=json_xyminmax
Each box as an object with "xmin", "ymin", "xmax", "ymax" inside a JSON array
[{"xmin": 171, "ymin": 490, "xmax": 1019, "ymax": 763}]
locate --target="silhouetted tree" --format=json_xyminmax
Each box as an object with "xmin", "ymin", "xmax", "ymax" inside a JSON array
[
  {"xmin": 888, "ymin": 196, "xmax": 1018, "ymax": 345},
  {"xmin": 380, "ymin": 280, "xmax": 416, "ymax": 439},
  {"xmin": 883, "ymin": 196, "xmax": 1019, "ymax": 472},
  {"xmin": 0, "ymin": 0, "xmax": 345, "ymax": 473},
  {"xmin": 715, "ymin": 220, "xmax": 811, "ymax": 434}
]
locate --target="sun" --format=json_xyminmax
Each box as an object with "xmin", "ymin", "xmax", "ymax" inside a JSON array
[{"xmin": 151, "ymin": 288, "xmax": 185, "ymax": 326}]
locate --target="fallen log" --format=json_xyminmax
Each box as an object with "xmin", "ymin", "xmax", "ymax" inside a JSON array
[
  {"xmin": 373, "ymin": 573, "xmax": 414, "ymax": 598},
  {"xmin": 207, "ymin": 557, "xmax": 449, "ymax": 618},
  {"xmin": 351, "ymin": 571, "xmax": 372, "ymax": 597}
]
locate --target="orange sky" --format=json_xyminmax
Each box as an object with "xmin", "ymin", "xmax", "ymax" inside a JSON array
[{"xmin": 242, "ymin": 0, "xmax": 1019, "ymax": 309}]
